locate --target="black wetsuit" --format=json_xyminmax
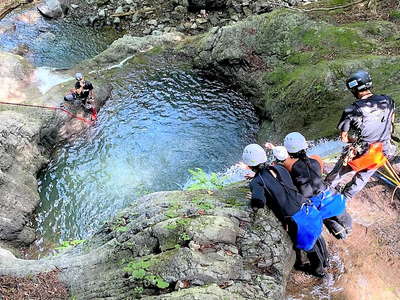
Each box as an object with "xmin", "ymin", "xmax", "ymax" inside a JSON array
[
  {"xmin": 250, "ymin": 164, "xmax": 328, "ymax": 276},
  {"xmin": 75, "ymin": 81, "xmax": 94, "ymax": 99},
  {"xmin": 291, "ymin": 156, "xmax": 352, "ymax": 239},
  {"xmin": 291, "ymin": 158, "xmax": 326, "ymax": 198}
]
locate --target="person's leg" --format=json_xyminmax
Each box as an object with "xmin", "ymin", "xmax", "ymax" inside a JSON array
[
  {"xmin": 64, "ymin": 93, "xmax": 76, "ymax": 101},
  {"xmin": 306, "ymin": 236, "xmax": 328, "ymax": 277},
  {"xmin": 342, "ymin": 168, "xmax": 377, "ymax": 199},
  {"xmin": 324, "ymin": 209, "xmax": 352, "ymax": 239}
]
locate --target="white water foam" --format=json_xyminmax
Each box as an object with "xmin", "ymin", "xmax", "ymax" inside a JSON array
[
  {"xmin": 187, "ymin": 138, "xmax": 346, "ymax": 188},
  {"xmin": 34, "ymin": 67, "xmax": 71, "ymax": 94}
]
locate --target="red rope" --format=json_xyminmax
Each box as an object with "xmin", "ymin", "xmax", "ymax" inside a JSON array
[{"xmin": 0, "ymin": 101, "xmax": 95, "ymax": 125}]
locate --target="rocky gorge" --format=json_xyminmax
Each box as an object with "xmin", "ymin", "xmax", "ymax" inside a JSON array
[{"xmin": 1, "ymin": 0, "xmax": 400, "ymax": 299}]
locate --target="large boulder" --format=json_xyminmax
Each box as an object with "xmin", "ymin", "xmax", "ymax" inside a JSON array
[
  {"xmin": 37, "ymin": 0, "xmax": 67, "ymax": 19},
  {"xmin": 184, "ymin": 9, "xmax": 400, "ymax": 140},
  {"xmin": 0, "ymin": 51, "xmax": 37, "ymax": 101},
  {"xmin": 0, "ymin": 185, "xmax": 295, "ymax": 299}
]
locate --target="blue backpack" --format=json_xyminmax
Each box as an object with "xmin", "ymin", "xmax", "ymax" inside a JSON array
[{"xmin": 260, "ymin": 166, "xmax": 323, "ymax": 251}]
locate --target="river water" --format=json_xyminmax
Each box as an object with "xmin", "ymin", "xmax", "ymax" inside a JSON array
[
  {"xmin": 0, "ymin": 7, "xmax": 119, "ymax": 68},
  {"xmin": 35, "ymin": 67, "xmax": 259, "ymax": 244}
]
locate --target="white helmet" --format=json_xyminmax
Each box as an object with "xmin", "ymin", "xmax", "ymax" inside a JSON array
[
  {"xmin": 242, "ymin": 144, "xmax": 267, "ymax": 166},
  {"xmin": 284, "ymin": 132, "xmax": 307, "ymax": 153},
  {"xmin": 75, "ymin": 72, "xmax": 83, "ymax": 80},
  {"xmin": 272, "ymin": 146, "xmax": 289, "ymax": 161}
]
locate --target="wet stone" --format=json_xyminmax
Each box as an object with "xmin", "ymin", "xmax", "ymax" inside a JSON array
[
  {"xmin": 148, "ymin": 19, "xmax": 158, "ymax": 26},
  {"xmin": 115, "ymin": 6, "xmax": 124, "ymax": 14},
  {"xmin": 98, "ymin": 9, "xmax": 106, "ymax": 17},
  {"xmin": 143, "ymin": 28, "xmax": 152, "ymax": 35}
]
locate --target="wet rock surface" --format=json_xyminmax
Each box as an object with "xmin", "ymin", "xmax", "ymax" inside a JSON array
[
  {"xmin": 0, "ymin": 185, "xmax": 295, "ymax": 299},
  {"xmin": 67, "ymin": 0, "xmax": 316, "ymax": 36}
]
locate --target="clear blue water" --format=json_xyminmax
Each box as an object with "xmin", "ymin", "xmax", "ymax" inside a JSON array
[
  {"xmin": 36, "ymin": 67, "xmax": 259, "ymax": 243},
  {"xmin": 0, "ymin": 7, "xmax": 120, "ymax": 68}
]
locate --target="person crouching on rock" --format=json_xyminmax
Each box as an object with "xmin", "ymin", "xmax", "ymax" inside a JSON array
[
  {"xmin": 242, "ymin": 144, "xmax": 328, "ymax": 277},
  {"xmin": 64, "ymin": 72, "xmax": 95, "ymax": 111}
]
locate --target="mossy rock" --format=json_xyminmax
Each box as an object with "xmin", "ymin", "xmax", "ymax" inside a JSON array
[{"xmin": 187, "ymin": 9, "xmax": 400, "ymax": 140}]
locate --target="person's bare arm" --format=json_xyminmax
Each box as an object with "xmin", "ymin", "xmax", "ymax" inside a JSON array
[
  {"xmin": 340, "ymin": 131, "xmax": 356, "ymax": 143},
  {"xmin": 340, "ymin": 131, "xmax": 349, "ymax": 143}
]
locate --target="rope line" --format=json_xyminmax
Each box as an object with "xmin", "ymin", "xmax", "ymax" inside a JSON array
[{"xmin": 0, "ymin": 100, "xmax": 95, "ymax": 124}]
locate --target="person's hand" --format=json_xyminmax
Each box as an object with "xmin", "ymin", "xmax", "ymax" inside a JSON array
[
  {"xmin": 236, "ymin": 161, "xmax": 250, "ymax": 170},
  {"xmin": 264, "ymin": 142, "xmax": 275, "ymax": 150},
  {"xmin": 245, "ymin": 173, "xmax": 255, "ymax": 180}
]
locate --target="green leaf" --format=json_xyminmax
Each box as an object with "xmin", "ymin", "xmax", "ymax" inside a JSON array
[
  {"xmin": 156, "ymin": 279, "xmax": 169, "ymax": 289},
  {"xmin": 132, "ymin": 269, "xmax": 146, "ymax": 279}
]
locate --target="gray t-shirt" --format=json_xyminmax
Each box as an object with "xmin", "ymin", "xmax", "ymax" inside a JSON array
[{"xmin": 337, "ymin": 94, "xmax": 395, "ymax": 154}]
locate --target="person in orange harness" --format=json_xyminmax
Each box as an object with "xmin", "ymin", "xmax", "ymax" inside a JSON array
[{"xmin": 325, "ymin": 70, "xmax": 396, "ymax": 200}]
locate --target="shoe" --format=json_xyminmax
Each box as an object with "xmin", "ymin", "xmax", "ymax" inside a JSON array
[
  {"xmin": 296, "ymin": 263, "xmax": 326, "ymax": 278},
  {"xmin": 325, "ymin": 222, "xmax": 347, "ymax": 240},
  {"xmin": 311, "ymin": 268, "xmax": 326, "ymax": 278}
]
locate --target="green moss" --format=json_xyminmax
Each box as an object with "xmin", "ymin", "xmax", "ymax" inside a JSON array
[
  {"xmin": 124, "ymin": 256, "xmax": 170, "ymax": 290},
  {"xmin": 148, "ymin": 45, "xmax": 164, "ymax": 55},
  {"xmin": 191, "ymin": 196, "xmax": 216, "ymax": 212},
  {"xmin": 389, "ymin": 10, "xmax": 400, "ymax": 21},
  {"xmin": 55, "ymin": 239, "xmax": 85, "ymax": 251},
  {"xmin": 223, "ymin": 198, "xmax": 244, "ymax": 207},
  {"xmin": 300, "ymin": 25, "xmax": 376, "ymax": 61}
]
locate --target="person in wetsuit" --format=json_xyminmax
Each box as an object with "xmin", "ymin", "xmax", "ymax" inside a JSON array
[
  {"xmin": 242, "ymin": 144, "xmax": 328, "ymax": 277},
  {"xmin": 325, "ymin": 70, "xmax": 396, "ymax": 199},
  {"xmin": 64, "ymin": 72, "xmax": 95, "ymax": 110},
  {"xmin": 282, "ymin": 132, "xmax": 351, "ymax": 240}
]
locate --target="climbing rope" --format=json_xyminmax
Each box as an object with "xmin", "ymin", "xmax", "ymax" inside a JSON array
[
  {"xmin": 376, "ymin": 160, "xmax": 400, "ymax": 205},
  {"xmin": 0, "ymin": 100, "xmax": 96, "ymax": 125}
]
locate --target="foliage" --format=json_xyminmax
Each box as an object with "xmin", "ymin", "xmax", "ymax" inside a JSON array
[
  {"xmin": 133, "ymin": 286, "xmax": 144, "ymax": 297},
  {"xmin": 165, "ymin": 201, "xmax": 182, "ymax": 219},
  {"xmin": 192, "ymin": 196, "xmax": 216, "ymax": 211},
  {"xmin": 55, "ymin": 240, "xmax": 85, "ymax": 251},
  {"xmin": 124, "ymin": 258, "xmax": 170, "ymax": 290},
  {"xmin": 186, "ymin": 168, "xmax": 227, "ymax": 191},
  {"xmin": 390, "ymin": 10, "xmax": 400, "ymax": 20}
]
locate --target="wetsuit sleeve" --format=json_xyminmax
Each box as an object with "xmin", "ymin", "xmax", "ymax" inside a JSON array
[
  {"xmin": 75, "ymin": 81, "xmax": 81, "ymax": 89},
  {"xmin": 337, "ymin": 104, "xmax": 359, "ymax": 132},
  {"xmin": 249, "ymin": 178, "xmax": 266, "ymax": 209}
]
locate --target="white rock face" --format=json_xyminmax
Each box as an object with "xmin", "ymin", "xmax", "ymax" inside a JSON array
[{"xmin": 37, "ymin": 0, "xmax": 63, "ymax": 19}]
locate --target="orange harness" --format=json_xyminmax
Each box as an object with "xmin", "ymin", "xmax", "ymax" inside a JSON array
[{"xmin": 348, "ymin": 142, "xmax": 387, "ymax": 172}]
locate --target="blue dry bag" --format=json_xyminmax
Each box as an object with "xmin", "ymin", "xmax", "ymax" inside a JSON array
[
  {"xmin": 310, "ymin": 188, "xmax": 346, "ymax": 220},
  {"xmin": 291, "ymin": 204, "xmax": 323, "ymax": 251}
]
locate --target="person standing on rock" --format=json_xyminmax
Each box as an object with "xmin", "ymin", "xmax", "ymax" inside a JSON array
[
  {"xmin": 325, "ymin": 70, "xmax": 396, "ymax": 200},
  {"xmin": 64, "ymin": 72, "xmax": 95, "ymax": 111},
  {"xmin": 242, "ymin": 144, "xmax": 328, "ymax": 277}
]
